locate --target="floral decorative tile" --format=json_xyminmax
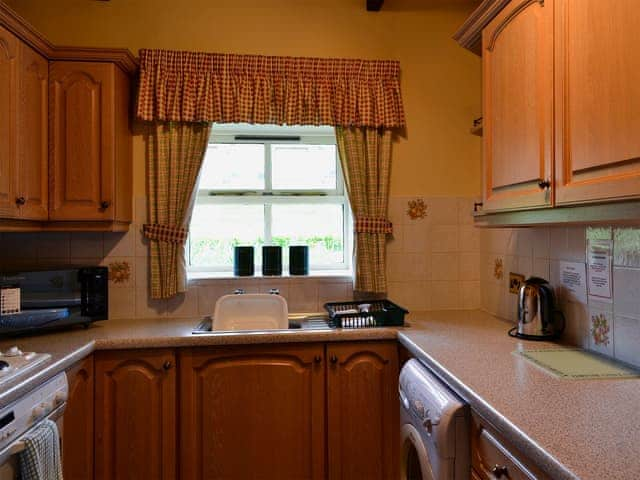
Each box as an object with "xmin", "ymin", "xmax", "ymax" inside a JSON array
[
  {"xmin": 588, "ymin": 307, "xmax": 614, "ymax": 357},
  {"xmin": 108, "ymin": 261, "xmax": 132, "ymax": 285},
  {"xmin": 406, "ymin": 198, "xmax": 427, "ymax": 220}
]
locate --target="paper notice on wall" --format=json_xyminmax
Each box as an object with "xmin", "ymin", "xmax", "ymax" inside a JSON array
[
  {"xmin": 558, "ymin": 261, "xmax": 587, "ymax": 303},
  {"xmin": 587, "ymin": 239, "xmax": 613, "ymax": 303}
]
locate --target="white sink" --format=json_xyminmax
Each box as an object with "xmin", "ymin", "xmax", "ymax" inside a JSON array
[{"xmin": 212, "ymin": 294, "xmax": 289, "ymax": 331}]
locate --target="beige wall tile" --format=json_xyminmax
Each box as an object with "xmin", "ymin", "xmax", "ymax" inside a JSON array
[
  {"xmin": 403, "ymin": 222, "xmax": 430, "ymax": 253},
  {"xmin": 386, "ymin": 225, "xmax": 404, "ymax": 254},
  {"xmin": 614, "ymin": 315, "xmax": 640, "ymax": 368},
  {"xmin": 430, "ymin": 225, "xmax": 459, "ymax": 253},
  {"xmin": 288, "ymin": 281, "xmax": 319, "ymax": 313},
  {"xmin": 70, "ymin": 233, "xmax": 104, "ymax": 258},
  {"xmin": 457, "ymin": 197, "xmax": 477, "ymax": 225},
  {"xmin": 108, "ymin": 287, "xmax": 136, "ymax": 319},
  {"xmin": 430, "ymin": 281, "xmax": 460, "ymax": 310},
  {"xmin": 196, "ymin": 283, "xmax": 232, "ymax": 316},
  {"xmin": 459, "ymin": 252, "xmax": 480, "ymax": 281},
  {"xmin": 532, "ymin": 228, "xmax": 550, "ymax": 259},
  {"xmin": 431, "ymin": 253, "xmax": 459, "ymax": 281},
  {"xmin": 428, "ymin": 197, "xmax": 459, "ymax": 225},
  {"xmin": 613, "ymin": 267, "xmax": 640, "ymax": 318},
  {"xmin": 166, "ymin": 288, "xmax": 199, "ymax": 318},
  {"xmin": 459, "ymin": 225, "xmax": 480, "ymax": 253},
  {"xmin": 135, "ymin": 287, "xmax": 167, "ymax": 318},
  {"xmin": 387, "ymin": 252, "xmax": 428, "ymax": 281},
  {"xmin": 36, "ymin": 233, "xmax": 70, "ymax": 259},
  {"xmin": 317, "ymin": 282, "xmax": 350, "ymax": 306},
  {"xmin": 460, "ymin": 280, "xmax": 481, "ymax": 309},
  {"xmin": 102, "ymin": 258, "xmax": 135, "ymax": 288},
  {"xmin": 104, "ymin": 230, "xmax": 135, "ymax": 257}
]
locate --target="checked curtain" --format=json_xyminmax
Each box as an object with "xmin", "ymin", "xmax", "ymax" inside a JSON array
[{"xmin": 137, "ymin": 49, "xmax": 405, "ymax": 298}]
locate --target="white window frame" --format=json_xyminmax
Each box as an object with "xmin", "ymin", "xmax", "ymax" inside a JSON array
[{"xmin": 188, "ymin": 124, "xmax": 353, "ymax": 274}]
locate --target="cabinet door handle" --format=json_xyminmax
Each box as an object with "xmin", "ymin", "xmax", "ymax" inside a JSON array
[
  {"xmin": 15, "ymin": 197, "xmax": 25, "ymax": 206},
  {"xmin": 100, "ymin": 200, "xmax": 111, "ymax": 210},
  {"xmin": 314, "ymin": 355, "xmax": 322, "ymax": 364},
  {"xmin": 490, "ymin": 464, "xmax": 508, "ymax": 478},
  {"xmin": 330, "ymin": 355, "xmax": 338, "ymax": 364},
  {"xmin": 538, "ymin": 179, "xmax": 551, "ymax": 190},
  {"xmin": 163, "ymin": 361, "xmax": 173, "ymax": 370}
]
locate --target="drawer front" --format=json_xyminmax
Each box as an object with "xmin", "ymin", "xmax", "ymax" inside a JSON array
[{"xmin": 471, "ymin": 413, "xmax": 549, "ymax": 480}]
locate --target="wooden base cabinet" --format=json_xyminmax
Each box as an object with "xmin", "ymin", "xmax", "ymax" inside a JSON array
[
  {"xmin": 62, "ymin": 356, "xmax": 94, "ymax": 480},
  {"xmin": 179, "ymin": 344, "xmax": 326, "ymax": 480},
  {"xmin": 327, "ymin": 342, "xmax": 399, "ymax": 480},
  {"xmin": 94, "ymin": 350, "xmax": 176, "ymax": 480}
]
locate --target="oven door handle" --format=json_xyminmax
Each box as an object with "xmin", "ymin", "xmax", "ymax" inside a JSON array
[{"xmin": 0, "ymin": 402, "xmax": 66, "ymax": 466}]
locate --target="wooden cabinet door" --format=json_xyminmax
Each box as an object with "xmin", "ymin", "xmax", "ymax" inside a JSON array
[
  {"xmin": 49, "ymin": 62, "xmax": 115, "ymax": 221},
  {"xmin": 179, "ymin": 344, "xmax": 325, "ymax": 480},
  {"xmin": 16, "ymin": 43, "xmax": 48, "ymax": 220},
  {"xmin": 94, "ymin": 349, "xmax": 176, "ymax": 480},
  {"xmin": 482, "ymin": 0, "xmax": 553, "ymax": 211},
  {"xmin": 555, "ymin": 0, "xmax": 640, "ymax": 204},
  {"xmin": 63, "ymin": 356, "xmax": 94, "ymax": 480},
  {"xmin": 327, "ymin": 341, "xmax": 399, "ymax": 480},
  {"xmin": 0, "ymin": 25, "xmax": 19, "ymax": 219}
]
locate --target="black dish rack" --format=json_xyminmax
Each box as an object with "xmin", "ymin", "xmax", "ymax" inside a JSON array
[{"xmin": 324, "ymin": 299, "xmax": 408, "ymax": 329}]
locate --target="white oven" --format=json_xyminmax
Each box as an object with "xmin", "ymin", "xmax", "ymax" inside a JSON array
[{"xmin": 0, "ymin": 373, "xmax": 67, "ymax": 480}]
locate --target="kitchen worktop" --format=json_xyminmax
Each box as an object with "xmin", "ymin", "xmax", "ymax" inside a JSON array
[{"xmin": 1, "ymin": 310, "xmax": 638, "ymax": 479}]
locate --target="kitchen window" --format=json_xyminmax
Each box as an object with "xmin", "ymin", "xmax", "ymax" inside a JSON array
[{"xmin": 188, "ymin": 124, "xmax": 353, "ymax": 275}]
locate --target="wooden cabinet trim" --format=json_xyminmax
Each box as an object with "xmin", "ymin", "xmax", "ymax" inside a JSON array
[
  {"xmin": 0, "ymin": 2, "xmax": 137, "ymax": 74},
  {"xmin": 485, "ymin": 0, "xmax": 545, "ymax": 52}
]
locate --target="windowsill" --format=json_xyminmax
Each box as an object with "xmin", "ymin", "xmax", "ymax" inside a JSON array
[{"xmin": 188, "ymin": 270, "xmax": 353, "ymax": 284}]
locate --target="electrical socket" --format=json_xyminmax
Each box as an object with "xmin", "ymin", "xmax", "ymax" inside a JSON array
[{"xmin": 509, "ymin": 272, "xmax": 525, "ymax": 294}]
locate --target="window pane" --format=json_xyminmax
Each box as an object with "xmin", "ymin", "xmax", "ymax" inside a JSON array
[
  {"xmin": 198, "ymin": 144, "xmax": 264, "ymax": 190},
  {"xmin": 271, "ymin": 144, "xmax": 337, "ymax": 190},
  {"xmin": 190, "ymin": 204, "xmax": 264, "ymax": 267},
  {"xmin": 271, "ymin": 204, "xmax": 344, "ymax": 265}
]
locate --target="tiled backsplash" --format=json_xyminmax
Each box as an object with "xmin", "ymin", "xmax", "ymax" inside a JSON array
[
  {"xmin": 480, "ymin": 225, "xmax": 640, "ymax": 368},
  {"xmin": 0, "ymin": 197, "xmax": 354, "ymax": 319},
  {"xmin": 386, "ymin": 196, "xmax": 481, "ymax": 311}
]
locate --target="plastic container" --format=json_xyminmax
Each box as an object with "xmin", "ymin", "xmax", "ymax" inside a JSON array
[{"xmin": 323, "ymin": 299, "xmax": 408, "ymax": 329}]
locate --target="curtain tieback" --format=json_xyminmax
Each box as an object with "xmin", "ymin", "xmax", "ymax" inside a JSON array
[
  {"xmin": 143, "ymin": 223, "xmax": 188, "ymax": 244},
  {"xmin": 355, "ymin": 216, "xmax": 393, "ymax": 234}
]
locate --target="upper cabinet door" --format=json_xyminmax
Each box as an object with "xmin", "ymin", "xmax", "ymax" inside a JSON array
[
  {"xmin": 49, "ymin": 62, "xmax": 115, "ymax": 221},
  {"xmin": 482, "ymin": 0, "xmax": 554, "ymax": 212},
  {"xmin": 0, "ymin": 26, "xmax": 19, "ymax": 219},
  {"xmin": 17, "ymin": 43, "xmax": 48, "ymax": 220},
  {"xmin": 555, "ymin": 0, "xmax": 640, "ymax": 205}
]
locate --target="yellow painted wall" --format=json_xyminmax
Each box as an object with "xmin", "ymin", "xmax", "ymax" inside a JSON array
[{"xmin": 7, "ymin": 0, "xmax": 482, "ymax": 197}]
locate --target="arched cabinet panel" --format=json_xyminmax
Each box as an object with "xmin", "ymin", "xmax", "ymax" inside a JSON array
[
  {"xmin": 0, "ymin": 25, "xmax": 19, "ymax": 218},
  {"xmin": 63, "ymin": 356, "xmax": 94, "ymax": 480},
  {"xmin": 482, "ymin": 0, "xmax": 553, "ymax": 211},
  {"xmin": 179, "ymin": 344, "xmax": 325, "ymax": 480},
  {"xmin": 94, "ymin": 349, "xmax": 176, "ymax": 480},
  {"xmin": 326, "ymin": 341, "xmax": 399, "ymax": 480}
]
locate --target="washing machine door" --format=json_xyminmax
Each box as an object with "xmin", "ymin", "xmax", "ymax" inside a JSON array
[{"xmin": 400, "ymin": 423, "xmax": 435, "ymax": 480}]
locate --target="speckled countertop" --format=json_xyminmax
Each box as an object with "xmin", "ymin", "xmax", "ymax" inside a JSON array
[
  {"xmin": 1, "ymin": 310, "xmax": 637, "ymax": 480},
  {"xmin": 400, "ymin": 311, "xmax": 640, "ymax": 480}
]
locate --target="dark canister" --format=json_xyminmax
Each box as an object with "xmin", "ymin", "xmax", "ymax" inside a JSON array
[
  {"xmin": 233, "ymin": 246, "xmax": 255, "ymax": 276},
  {"xmin": 262, "ymin": 246, "xmax": 282, "ymax": 276},
  {"xmin": 289, "ymin": 245, "xmax": 309, "ymax": 275}
]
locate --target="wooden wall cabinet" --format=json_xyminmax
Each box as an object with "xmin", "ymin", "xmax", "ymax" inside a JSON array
[
  {"xmin": 554, "ymin": 0, "xmax": 640, "ymax": 205},
  {"xmin": 0, "ymin": 24, "xmax": 48, "ymax": 221},
  {"xmin": 63, "ymin": 356, "xmax": 94, "ymax": 480},
  {"xmin": 0, "ymin": 1, "xmax": 136, "ymax": 231},
  {"xmin": 49, "ymin": 61, "xmax": 132, "ymax": 226},
  {"xmin": 94, "ymin": 349, "xmax": 176, "ymax": 480},
  {"xmin": 179, "ymin": 344, "xmax": 326, "ymax": 480},
  {"xmin": 481, "ymin": 0, "xmax": 553, "ymax": 212},
  {"xmin": 327, "ymin": 341, "xmax": 399, "ymax": 480}
]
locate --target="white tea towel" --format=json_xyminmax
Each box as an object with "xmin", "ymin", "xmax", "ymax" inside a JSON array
[{"xmin": 18, "ymin": 419, "xmax": 63, "ymax": 480}]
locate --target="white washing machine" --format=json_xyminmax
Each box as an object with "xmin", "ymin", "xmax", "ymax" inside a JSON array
[{"xmin": 399, "ymin": 359, "xmax": 470, "ymax": 480}]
